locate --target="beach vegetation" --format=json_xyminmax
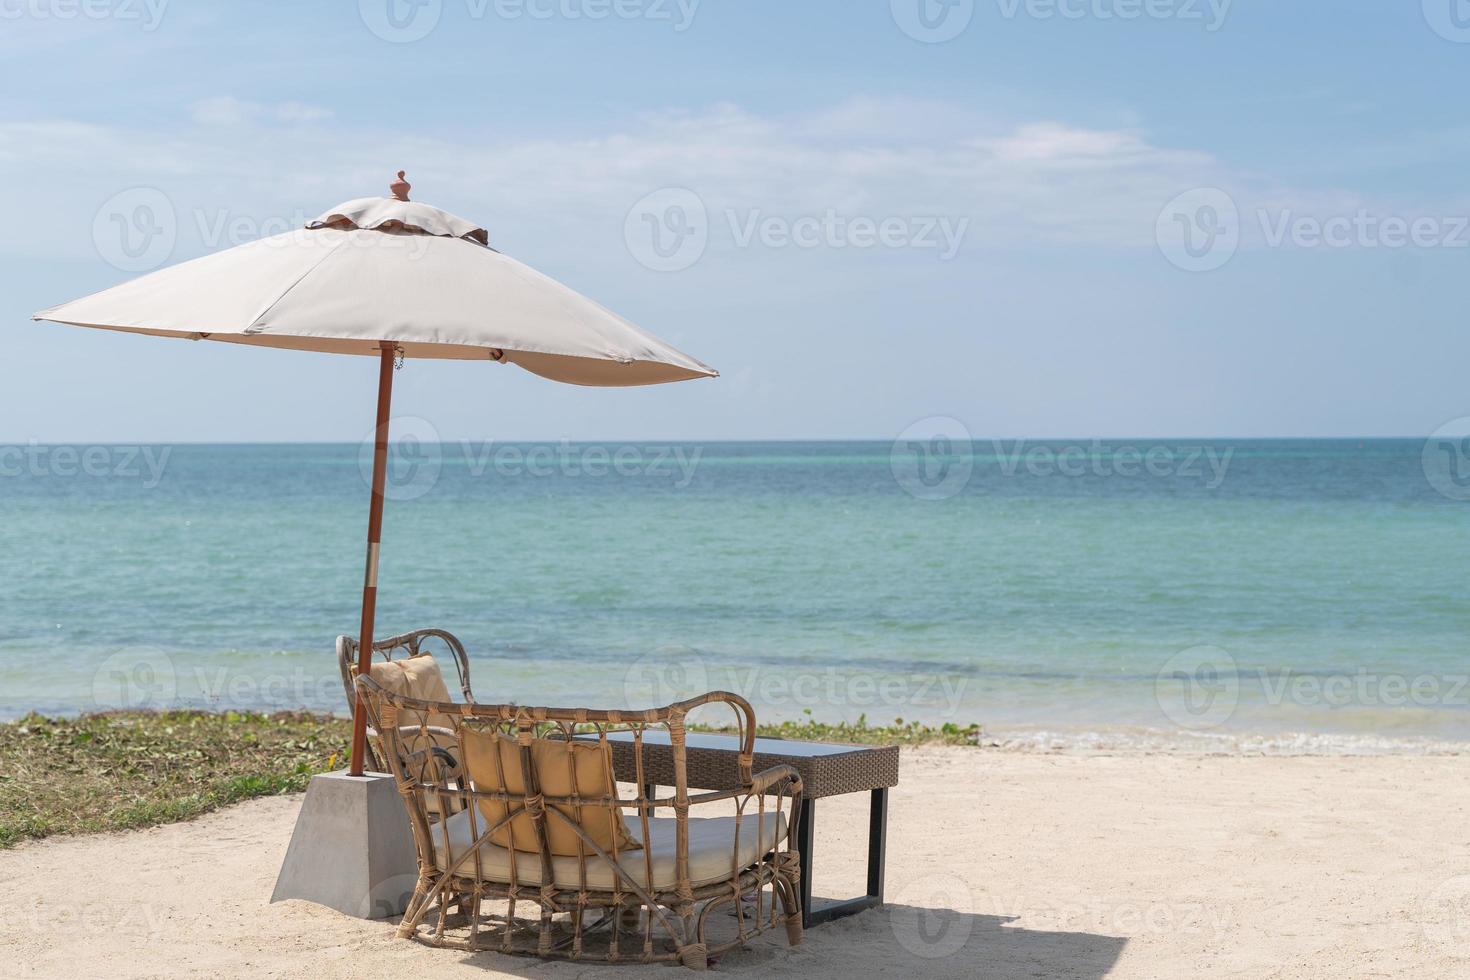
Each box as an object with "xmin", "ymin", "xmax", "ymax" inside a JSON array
[{"xmin": 0, "ymin": 708, "xmax": 978, "ymax": 847}]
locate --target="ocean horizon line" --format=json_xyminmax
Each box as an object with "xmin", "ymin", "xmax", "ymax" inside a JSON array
[{"xmin": 0, "ymin": 435, "xmax": 1440, "ymax": 447}]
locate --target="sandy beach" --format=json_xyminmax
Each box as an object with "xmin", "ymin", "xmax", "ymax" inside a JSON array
[{"xmin": 3, "ymin": 746, "xmax": 1468, "ymax": 979}]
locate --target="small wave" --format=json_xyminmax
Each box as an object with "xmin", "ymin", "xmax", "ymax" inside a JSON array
[{"xmin": 978, "ymin": 725, "xmax": 1470, "ymax": 756}]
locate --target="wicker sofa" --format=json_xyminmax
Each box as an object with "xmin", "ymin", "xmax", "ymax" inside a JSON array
[{"xmin": 354, "ymin": 674, "xmax": 804, "ymax": 969}]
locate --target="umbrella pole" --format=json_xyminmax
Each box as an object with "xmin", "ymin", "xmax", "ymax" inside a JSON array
[{"xmin": 349, "ymin": 342, "xmax": 396, "ymax": 776}]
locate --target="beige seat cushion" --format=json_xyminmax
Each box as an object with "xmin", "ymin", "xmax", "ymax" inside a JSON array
[
  {"xmin": 432, "ymin": 807, "xmax": 789, "ymax": 891},
  {"xmin": 460, "ymin": 731, "xmax": 640, "ymax": 856},
  {"xmin": 365, "ymin": 656, "xmax": 458, "ymax": 817},
  {"xmin": 368, "ymin": 655, "xmax": 457, "ymax": 728}
]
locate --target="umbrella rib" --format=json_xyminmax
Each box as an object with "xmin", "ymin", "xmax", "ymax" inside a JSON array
[{"xmin": 241, "ymin": 232, "xmax": 351, "ymax": 336}]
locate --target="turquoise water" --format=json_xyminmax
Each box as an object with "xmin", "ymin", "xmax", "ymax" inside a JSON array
[{"xmin": 2, "ymin": 440, "xmax": 1467, "ymax": 747}]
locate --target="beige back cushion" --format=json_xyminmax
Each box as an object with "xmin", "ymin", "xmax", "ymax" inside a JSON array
[
  {"xmin": 461, "ymin": 730, "xmax": 641, "ymax": 856},
  {"xmin": 368, "ymin": 655, "xmax": 457, "ymax": 729}
]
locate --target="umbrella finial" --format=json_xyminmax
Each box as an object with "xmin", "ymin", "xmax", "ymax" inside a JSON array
[{"xmin": 389, "ymin": 170, "xmax": 411, "ymax": 202}]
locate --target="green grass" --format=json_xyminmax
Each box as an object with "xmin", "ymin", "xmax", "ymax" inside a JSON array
[
  {"xmin": 696, "ymin": 710, "xmax": 983, "ymax": 747},
  {"xmin": 0, "ymin": 708, "xmax": 977, "ymax": 848},
  {"xmin": 0, "ymin": 711, "xmax": 349, "ymax": 848}
]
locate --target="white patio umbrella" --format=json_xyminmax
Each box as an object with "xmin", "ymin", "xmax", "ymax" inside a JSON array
[{"xmin": 34, "ymin": 172, "xmax": 716, "ymax": 774}]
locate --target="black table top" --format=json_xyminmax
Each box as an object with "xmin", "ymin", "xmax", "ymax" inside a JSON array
[
  {"xmin": 599, "ymin": 730, "xmax": 886, "ymax": 758},
  {"xmin": 581, "ymin": 729, "xmax": 900, "ymax": 797}
]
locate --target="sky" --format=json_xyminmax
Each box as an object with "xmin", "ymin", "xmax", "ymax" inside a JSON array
[{"xmin": 2, "ymin": 1, "xmax": 1467, "ymax": 442}]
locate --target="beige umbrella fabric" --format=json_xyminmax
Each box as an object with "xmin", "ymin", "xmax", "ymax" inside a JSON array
[
  {"xmin": 32, "ymin": 174, "xmax": 717, "ymax": 773},
  {"xmin": 35, "ymin": 192, "xmax": 717, "ymax": 386}
]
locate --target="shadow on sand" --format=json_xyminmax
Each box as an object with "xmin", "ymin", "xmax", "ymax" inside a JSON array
[{"xmin": 448, "ymin": 901, "xmax": 1128, "ymax": 978}]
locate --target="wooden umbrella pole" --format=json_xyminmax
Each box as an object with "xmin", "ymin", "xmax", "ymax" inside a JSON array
[{"xmin": 350, "ymin": 342, "xmax": 397, "ymax": 776}]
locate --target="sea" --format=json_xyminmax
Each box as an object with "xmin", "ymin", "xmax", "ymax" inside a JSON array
[{"xmin": 3, "ymin": 438, "xmax": 1467, "ymax": 753}]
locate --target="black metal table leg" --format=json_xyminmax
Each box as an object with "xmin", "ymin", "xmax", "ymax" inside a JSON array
[
  {"xmin": 803, "ymin": 788, "xmax": 888, "ymax": 928},
  {"xmin": 797, "ymin": 797, "xmax": 815, "ymax": 927},
  {"xmin": 867, "ymin": 787, "xmax": 888, "ymax": 900}
]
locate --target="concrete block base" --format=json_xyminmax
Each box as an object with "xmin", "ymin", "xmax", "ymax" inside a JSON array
[{"xmin": 270, "ymin": 770, "xmax": 419, "ymax": 919}]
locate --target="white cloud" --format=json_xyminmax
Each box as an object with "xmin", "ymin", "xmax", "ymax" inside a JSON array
[
  {"xmin": 985, "ymin": 123, "xmax": 1175, "ymax": 164},
  {"xmin": 275, "ymin": 102, "xmax": 333, "ymax": 124},
  {"xmin": 189, "ymin": 96, "xmax": 255, "ymax": 127},
  {"xmin": 7, "ymin": 96, "xmax": 1432, "ymax": 263},
  {"xmin": 189, "ymin": 97, "xmax": 333, "ymax": 127}
]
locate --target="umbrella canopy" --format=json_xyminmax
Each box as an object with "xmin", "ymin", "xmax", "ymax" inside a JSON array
[
  {"xmin": 33, "ymin": 172, "xmax": 717, "ymax": 775},
  {"xmin": 35, "ymin": 180, "xmax": 715, "ymax": 386}
]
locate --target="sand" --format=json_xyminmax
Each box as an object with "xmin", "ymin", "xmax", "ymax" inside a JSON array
[{"xmin": 3, "ymin": 747, "xmax": 1469, "ymax": 979}]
